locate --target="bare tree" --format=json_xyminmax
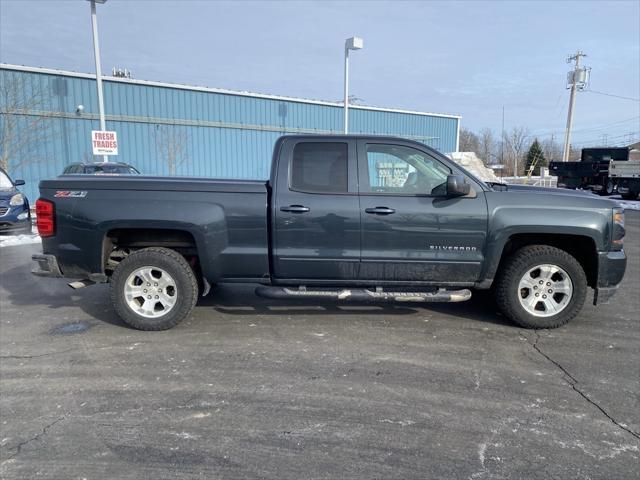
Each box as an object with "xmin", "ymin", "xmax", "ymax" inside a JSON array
[
  {"xmin": 504, "ymin": 126, "xmax": 530, "ymax": 176},
  {"xmin": 568, "ymin": 144, "xmax": 581, "ymax": 161},
  {"xmin": 459, "ymin": 127, "xmax": 480, "ymax": 153},
  {"xmin": 478, "ymin": 128, "xmax": 495, "ymax": 165},
  {"xmin": 0, "ymin": 71, "xmax": 57, "ymax": 173},
  {"xmin": 541, "ymin": 136, "xmax": 562, "ymax": 164},
  {"xmin": 153, "ymin": 125, "xmax": 190, "ymax": 175}
]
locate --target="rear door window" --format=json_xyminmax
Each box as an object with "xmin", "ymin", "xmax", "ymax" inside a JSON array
[{"xmin": 290, "ymin": 142, "xmax": 349, "ymax": 193}]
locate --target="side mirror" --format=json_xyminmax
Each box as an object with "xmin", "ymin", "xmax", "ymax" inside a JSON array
[
  {"xmin": 446, "ymin": 174, "xmax": 470, "ymax": 197},
  {"xmin": 14, "ymin": 179, "xmax": 25, "ymax": 186}
]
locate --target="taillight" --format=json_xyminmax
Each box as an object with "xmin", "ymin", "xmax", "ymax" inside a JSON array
[{"xmin": 35, "ymin": 199, "xmax": 55, "ymax": 237}]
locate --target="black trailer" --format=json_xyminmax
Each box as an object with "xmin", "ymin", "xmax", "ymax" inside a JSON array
[{"xmin": 549, "ymin": 147, "xmax": 629, "ymax": 195}]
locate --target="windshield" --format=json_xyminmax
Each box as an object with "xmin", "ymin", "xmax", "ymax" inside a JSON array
[
  {"xmin": 0, "ymin": 170, "xmax": 13, "ymax": 189},
  {"xmin": 85, "ymin": 165, "xmax": 139, "ymax": 175}
]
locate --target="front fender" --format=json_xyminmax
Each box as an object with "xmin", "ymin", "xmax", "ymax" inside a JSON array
[{"xmin": 481, "ymin": 202, "xmax": 611, "ymax": 282}]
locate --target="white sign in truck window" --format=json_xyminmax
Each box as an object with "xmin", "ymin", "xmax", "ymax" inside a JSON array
[{"xmin": 91, "ymin": 130, "xmax": 118, "ymax": 156}]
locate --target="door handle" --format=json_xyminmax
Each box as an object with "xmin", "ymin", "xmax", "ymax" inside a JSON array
[
  {"xmin": 280, "ymin": 205, "xmax": 310, "ymax": 213},
  {"xmin": 365, "ymin": 207, "xmax": 396, "ymax": 215}
]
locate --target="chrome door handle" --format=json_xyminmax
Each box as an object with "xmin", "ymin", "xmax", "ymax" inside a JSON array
[
  {"xmin": 365, "ymin": 207, "xmax": 396, "ymax": 215},
  {"xmin": 280, "ymin": 205, "xmax": 310, "ymax": 213}
]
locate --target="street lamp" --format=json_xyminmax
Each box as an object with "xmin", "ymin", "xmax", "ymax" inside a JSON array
[
  {"xmin": 87, "ymin": 0, "xmax": 108, "ymax": 162},
  {"xmin": 343, "ymin": 36, "xmax": 363, "ymax": 134}
]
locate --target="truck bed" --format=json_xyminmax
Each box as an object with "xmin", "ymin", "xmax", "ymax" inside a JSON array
[
  {"xmin": 610, "ymin": 160, "xmax": 640, "ymax": 178},
  {"xmin": 549, "ymin": 160, "xmax": 608, "ymax": 178},
  {"xmin": 38, "ymin": 175, "xmax": 270, "ymax": 282}
]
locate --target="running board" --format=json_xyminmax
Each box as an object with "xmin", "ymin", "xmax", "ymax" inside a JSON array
[{"xmin": 255, "ymin": 286, "xmax": 472, "ymax": 303}]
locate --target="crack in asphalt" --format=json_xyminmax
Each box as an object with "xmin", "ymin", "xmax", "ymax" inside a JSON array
[
  {"xmin": 3, "ymin": 417, "xmax": 65, "ymax": 461},
  {"xmin": 0, "ymin": 349, "xmax": 75, "ymax": 360},
  {"xmin": 528, "ymin": 330, "xmax": 640, "ymax": 441}
]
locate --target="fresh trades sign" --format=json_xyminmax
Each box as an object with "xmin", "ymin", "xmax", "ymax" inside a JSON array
[{"xmin": 91, "ymin": 130, "xmax": 118, "ymax": 156}]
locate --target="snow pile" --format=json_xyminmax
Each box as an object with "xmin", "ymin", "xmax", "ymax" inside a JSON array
[
  {"xmin": 447, "ymin": 152, "xmax": 500, "ymax": 183},
  {"xmin": 0, "ymin": 226, "xmax": 41, "ymax": 248}
]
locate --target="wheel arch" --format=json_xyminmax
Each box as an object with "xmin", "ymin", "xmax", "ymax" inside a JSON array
[
  {"xmin": 102, "ymin": 227, "xmax": 215, "ymax": 282},
  {"xmin": 491, "ymin": 233, "xmax": 598, "ymax": 288}
]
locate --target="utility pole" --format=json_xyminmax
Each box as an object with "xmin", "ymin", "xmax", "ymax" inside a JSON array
[
  {"xmin": 88, "ymin": 0, "xmax": 108, "ymax": 162},
  {"xmin": 562, "ymin": 51, "xmax": 590, "ymax": 162}
]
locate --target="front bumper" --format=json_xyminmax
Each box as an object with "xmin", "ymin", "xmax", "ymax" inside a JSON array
[
  {"xmin": 0, "ymin": 204, "xmax": 31, "ymax": 232},
  {"xmin": 0, "ymin": 215, "xmax": 31, "ymax": 233},
  {"xmin": 32, "ymin": 254, "xmax": 63, "ymax": 278},
  {"xmin": 593, "ymin": 250, "xmax": 627, "ymax": 305}
]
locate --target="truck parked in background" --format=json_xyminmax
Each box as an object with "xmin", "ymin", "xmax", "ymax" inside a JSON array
[
  {"xmin": 610, "ymin": 160, "xmax": 640, "ymax": 200},
  {"xmin": 549, "ymin": 147, "xmax": 629, "ymax": 195}
]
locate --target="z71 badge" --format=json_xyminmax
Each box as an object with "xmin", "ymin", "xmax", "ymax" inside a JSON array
[{"xmin": 54, "ymin": 190, "xmax": 87, "ymax": 198}]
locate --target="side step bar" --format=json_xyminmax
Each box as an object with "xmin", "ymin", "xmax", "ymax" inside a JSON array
[{"xmin": 255, "ymin": 286, "xmax": 472, "ymax": 303}]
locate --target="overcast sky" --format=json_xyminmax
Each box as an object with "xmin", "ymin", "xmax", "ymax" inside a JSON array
[{"xmin": 1, "ymin": 0, "xmax": 639, "ymax": 147}]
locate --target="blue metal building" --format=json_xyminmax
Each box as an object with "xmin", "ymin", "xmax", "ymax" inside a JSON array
[{"xmin": 0, "ymin": 64, "xmax": 460, "ymax": 201}]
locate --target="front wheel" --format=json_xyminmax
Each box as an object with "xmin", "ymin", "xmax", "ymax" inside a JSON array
[
  {"xmin": 110, "ymin": 247, "xmax": 199, "ymax": 330},
  {"xmin": 495, "ymin": 245, "xmax": 587, "ymax": 329}
]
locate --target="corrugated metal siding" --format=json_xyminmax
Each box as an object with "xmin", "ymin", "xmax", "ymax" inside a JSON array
[{"xmin": 1, "ymin": 66, "xmax": 459, "ymax": 201}]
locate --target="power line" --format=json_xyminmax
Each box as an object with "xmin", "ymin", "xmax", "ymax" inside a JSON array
[
  {"xmin": 572, "ymin": 133, "xmax": 640, "ymax": 148},
  {"xmin": 529, "ymin": 116, "xmax": 640, "ymax": 137},
  {"xmin": 586, "ymin": 90, "xmax": 640, "ymax": 103}
]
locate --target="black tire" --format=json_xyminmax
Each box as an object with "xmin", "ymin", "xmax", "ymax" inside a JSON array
[
  {"xmin": 621, "ymin": 192, "xmax": 638, "ymax": 200},
  {"xmin": 110, "ymin": 247, "xmax": 198, "ymax": 330},
  {"xmin": 495, "ymin": 245, "xmax": 587, "ymax": 329},
  {"xmin": 597, "ymin": 180, "xmax": 613, "ymax": 196}
]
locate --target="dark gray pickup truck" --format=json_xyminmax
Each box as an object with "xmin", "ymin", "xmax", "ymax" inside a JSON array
[{"xmin": 32, "ymin": 135, "xmax": 627, "ymax": 331}]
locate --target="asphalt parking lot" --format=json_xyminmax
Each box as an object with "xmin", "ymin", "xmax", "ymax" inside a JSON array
[{"xmin": 0, "ymin": 212, "xmax": 638, "ymax": 480}]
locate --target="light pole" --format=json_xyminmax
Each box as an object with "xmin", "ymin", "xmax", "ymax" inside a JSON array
[
  {"xmin": 343, "ymin": 37, "xmax": 363, "ymax": 134},
  {"xmin": 87, "ymin": 0, "xmax": 108, "ymax": 162}
]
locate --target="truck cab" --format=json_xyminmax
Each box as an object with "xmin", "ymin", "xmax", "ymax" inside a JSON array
[{"xmin": 270, "ymin": 136, "xmax": 487, "ymax": 284}]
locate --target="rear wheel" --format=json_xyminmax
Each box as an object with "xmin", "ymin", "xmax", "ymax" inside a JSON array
[
  {"xmin": 110, "ymin": 247, "xmax": 198, "ymax": 330},
  {"xmin": 598, "ymin": 179, "xmax": 614, "ymax": 196},
  {"xmin": 495, "ymin": 245, "xmax": 587, "ymax": 329},
  {"xmin": 621, "ymin": 191, "xmax": 638, "ymax": 200}
]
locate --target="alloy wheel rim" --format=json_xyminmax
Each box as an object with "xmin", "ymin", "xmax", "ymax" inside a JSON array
[
  {"xmin": 517, "ymin": 264, "xmax": 573, "ymax": 317},
  {"xmin": 124, "ymin": 266, "xmax": 177, "ymax": 318}
]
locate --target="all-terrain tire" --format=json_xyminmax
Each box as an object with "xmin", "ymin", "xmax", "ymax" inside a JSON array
[
  {"xmin": 495, "ymin": 245, "xmax": 587, "ymax": 329},
  {"xmin": 110, "ymin": 247, "xmax": 198, "ymax": 330}
]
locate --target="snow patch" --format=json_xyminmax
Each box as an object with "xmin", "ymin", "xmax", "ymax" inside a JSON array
[
  {"xmin": 478, "ymin": 442, "xmax": 487, "ymax": 467},
  {"xmin": 0, "ymin": 232, "xmax": 41, "ymax": 248},
  {"xmin": 379, "ymin": 419, "xmax": 415, "ymax": 427},
  {"xmin": 613, "ymin": 199, "xmax": 640, "ymax": 211}
]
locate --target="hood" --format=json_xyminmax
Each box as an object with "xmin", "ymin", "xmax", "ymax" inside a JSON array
[
  {"xmin": 0, "ymin": 186, "xmax": 18, "ymax": 201},
  {"xmin": 487, "ymin": 183, "xmax": 621, "ymax": 211},
  {"xmin": 501, "ymin": 184, "xmax": 594, "ymax": 196}
]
